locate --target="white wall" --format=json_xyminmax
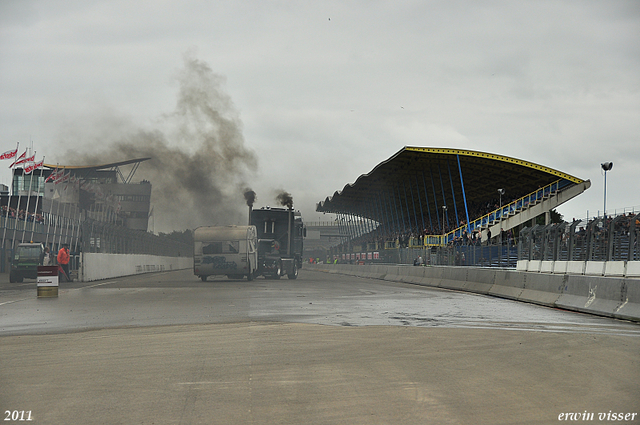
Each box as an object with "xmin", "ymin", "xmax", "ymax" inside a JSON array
[{"xmin": 79, "ymin": 253, "xmax": 192, "ymax": 282}]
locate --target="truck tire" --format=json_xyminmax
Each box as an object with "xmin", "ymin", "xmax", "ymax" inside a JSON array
[
  {"xmin": 287, "ymin": 264, "xmax": 298, "ymax": 280},
  {"xmin": 200, "ymin": 275, "xmax": 208, "ymax": 282}
]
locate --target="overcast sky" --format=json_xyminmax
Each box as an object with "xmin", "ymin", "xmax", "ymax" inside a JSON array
[{"xmin": 1, "ymin": 1, "xmax": 639, "ymax": 232}]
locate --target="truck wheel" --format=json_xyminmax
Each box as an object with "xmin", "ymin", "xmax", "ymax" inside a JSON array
[
  {"xmin": 287, "ymin": 264, "xmax": 298, "ymax": 280},
  {"xmin": 9, "ymin": 272, "xmax": 16, "ymax": 283},
  {"xmin": 247, "ymin": 271, "xmax": 254, "ymax": 281},
  {"xmin": 200, "ymin": 275, "xmax": 207, "ymax": 282}
]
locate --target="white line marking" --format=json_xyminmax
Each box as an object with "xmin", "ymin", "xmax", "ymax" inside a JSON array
[
  {"xmin": 0, "ymin": 298, "xmax": 29, "ymax": 306},
  {"xmin": 79, "ymin": 280, "xmax": 120, "ymax": 289}
]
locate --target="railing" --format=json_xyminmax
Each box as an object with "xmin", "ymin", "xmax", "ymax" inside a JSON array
[
  {"xmin": 305, "ymin": 221, "xmax": 340, "ymax": 227},
  {"xmin": 426, "ymin": 179, "xmax": 569, "ymax": 246}
]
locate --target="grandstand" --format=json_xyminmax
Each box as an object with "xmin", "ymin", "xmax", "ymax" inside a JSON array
[{"xmin": 316, "ymin": 147, "xmax": 591, "ymax": 259}]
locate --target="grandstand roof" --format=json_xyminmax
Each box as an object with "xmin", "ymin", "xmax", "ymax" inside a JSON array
[
  {"xmin": 43, "ymin": 158, "xmax": 151, "ymax": 171},
  {"xmin": 316, "ymin": 147, "xmax": 586, "ymax": 230},
  {"xmin": 38, "ymin": 158, "xmax": 151, "ymax": 184}
]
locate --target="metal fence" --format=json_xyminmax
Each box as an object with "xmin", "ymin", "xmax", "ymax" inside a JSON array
[
  {"xmin": 327, "ymin": 213, "xmax": 640, "ymax": 268},
  {"xmin": 0, "ymin": 198, "xmax": 192, "ymax": 273},
  {"xmin": 331, "ymin": 242, "xmax": 518, "ymax": 268},
  {"xmin": 518, "ymin": 213, "xmax": 639, "ymax": 262}
]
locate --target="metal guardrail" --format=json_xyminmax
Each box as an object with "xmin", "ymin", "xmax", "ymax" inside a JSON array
[{"xmin": 518, "ymin": 213, "xmax": 640, "ymax": 262}]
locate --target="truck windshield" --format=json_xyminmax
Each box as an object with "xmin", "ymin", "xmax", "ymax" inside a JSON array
[{"xmin": 16, "ymin": 246, "xmax": 41, "ymax": 259}]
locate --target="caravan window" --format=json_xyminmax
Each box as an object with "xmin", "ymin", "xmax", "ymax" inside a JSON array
[{"xmin": 202, "ymin": 241, "xmax": 239, "ymax": 254}]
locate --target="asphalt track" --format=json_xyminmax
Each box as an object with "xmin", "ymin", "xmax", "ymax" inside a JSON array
[{"xmin": 1, "ymin": 268, "xmax": 638, "ymax": 424}]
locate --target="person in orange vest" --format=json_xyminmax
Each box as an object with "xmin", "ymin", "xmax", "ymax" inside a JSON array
[{"xmin": 57, "ymin": 244, "xmax": 71, "ymax": 282}]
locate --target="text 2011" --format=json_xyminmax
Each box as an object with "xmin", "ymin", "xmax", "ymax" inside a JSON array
[{"xmin": 4, "ymin": 411, "xmax": 32, "ymax": 421}]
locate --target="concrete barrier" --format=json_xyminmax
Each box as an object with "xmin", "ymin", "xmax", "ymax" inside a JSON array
[
  {"xmin": 400, "ymin": 266, "xmax": 426, "ymax": 284},
  {"xmin": 614, "ymin": 279, "xmax": 640, "ymax": 321},
  {"xmin": 555, "ymin": 274, "xmax": 626, "ymax": 318},
  {"xmin": 465, "ymin": 268, "xmax": 495, "ymax": 295},
  {"xmin": 439, "ymin": 267, "xmax": 468, "ymax": 291},
  {"xmin": 627, "ymin": 261, "xmax": 640, "ymax": 278},
  {"xmin": 384, "ymin": 265, "xmax": 403, "ymax": 282},
  {"xmin": 80, "ymin": 253, "xmax": 192, "ymax": 282},
  {"xmin": 553, "ymin": 261, "xmax": 568, "ymax": 274},
  {"xmin": 489, "ymin": 269, "xmax": 525, "ymax": 300},
  {"xmin": 584, "ymin": 261, "xmax": 606, "ymax": 276},
  {"xmin": 527, "ymin": 260, "xmax": 541, "ymax": 273},
  {"xmin": 518, "ymin": 273, "xmax": 565, "ymax": 307},
  {"xmin": 422, "ymin": 266, "xmax": 444, "ymax": 288},
  {"xmin": 604, "ymin": 261, "xmax": 626, "ymax": 277},
  {"xmin": 565, "ymin": 261, "xmax": 586, "ymax": 275},
  {"xmin": 516, "ymin": 260, "xmax": 528, "ymax": 271},
  {"xmin": 540, "ymin": 261, "xmax": 554, "ymax": 273},
  {"xmin": 303, "ymin": 263, "xmax": 640, "ymax": 322}
]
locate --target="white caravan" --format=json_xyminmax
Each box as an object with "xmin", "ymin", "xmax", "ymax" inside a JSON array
[{"xmin": 193, "ymin": 225, "xmax": 258, "ymax": 281}]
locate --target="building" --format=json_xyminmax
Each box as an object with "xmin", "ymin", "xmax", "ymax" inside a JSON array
[{"xmin": 10, "ymin": 158, "xmax": 152, "ymax": 232}]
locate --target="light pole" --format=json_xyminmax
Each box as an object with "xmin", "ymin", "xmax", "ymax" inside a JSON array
[
  {"xmin": 442, "ymin": 205, "xmax": 447, "ymax": 235},
  {"xmin": 497, "ymin": 188, "xmax": 505, "ymax": 209},
  {"xmin": 601, "ymin": 162, "xmax": 613, "ymax": 217}
]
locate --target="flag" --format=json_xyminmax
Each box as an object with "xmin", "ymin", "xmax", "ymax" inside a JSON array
[
  {"xmin": 54, "ymin": 170, "xmax": 69, "ymax": 184},
  {"xmin": 0, "ymin": 148, "xmax": 17, "ymax": 160},
  {"xmin": 45, "ymin": 168, "xmax": 61, "ymax": 183},
  {"xmin": 24, "ymin": 159, "xmax": 44, "ymax": 174},
  {"xmin": 9, "ymin": 150, "xmax": 26, "ymax": 167},
  {"xmin": 16, "ymin": 153, "xmax": 35, "ymax": 166}
]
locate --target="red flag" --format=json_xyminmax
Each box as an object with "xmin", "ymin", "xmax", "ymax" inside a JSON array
[
  {"xmin": 9, "ymin": 150, "xmax": 26, "ymax": 167},
  {"xmin": 0, "ymin": 148, "xmax": 17, "ymax": 160},
  {"xmin": 45, "ymin": 169, "xmax": 60, "ymax": 183},
  {"xmin": 24, "ymin": 159, "xmax": 44, "ymax": 174},
  {"xmin": 55, "ymin": 170, "xmax": 70, "ymax": 184},
  {"xmin": 15, "ymin": 154, "xmax": 35, "ymax": 167}
]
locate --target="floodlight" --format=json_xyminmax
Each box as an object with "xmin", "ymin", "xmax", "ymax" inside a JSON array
[{"xmin": 601, "ymin": 162, "xmax": 613, "ymax": 216}]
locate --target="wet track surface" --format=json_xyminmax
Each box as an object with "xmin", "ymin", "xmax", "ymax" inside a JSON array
[
  {"xmin": 2, "ymin": 268, "xmax": 639, "ymax": 424},
  {"xmin": 1, "ymin": 268, "xmax": 638, "ymax": 337}
]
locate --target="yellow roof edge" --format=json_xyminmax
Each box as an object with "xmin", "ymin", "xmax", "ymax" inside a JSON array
[{"xmin": 404, "ymin": 146, "xmax": 584, "ymax": 184}]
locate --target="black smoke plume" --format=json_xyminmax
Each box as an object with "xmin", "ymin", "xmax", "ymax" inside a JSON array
[
  {"xmin": 276, "ymin": 191, "xmax": 294, "ymax": 210},
  {"xmin": 243, "ymin": 189, "xmax": 256, "ymax": 207},
  {"xmin": 59, "ymin": 52, "xmax": 258, "ymax": 232}
]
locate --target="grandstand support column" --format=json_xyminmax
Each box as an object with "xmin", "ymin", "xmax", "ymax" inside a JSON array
[
  {"xmin": 407, "ymin": 179, "xmax": 419, "ymax": 235},
  {"xmin": 370, "ymin": 195, "xmax": 382, "ymax": 237},
  {"xmin": 447, "ymin": 160, "xmax": 460, "ymax": 226},
  {"xmin": 438, "ymin": 164, "xmax": 449, "ymax": 226},
  {"xmin": 402, "ymin": 181, "xmax": 413, "ymax": 234},
  {"xmin": 456, "ymin": 154, "xmax": 472, "ymax": 236},
  {"xmin": 429, "ymin": 168, "xmax": 441, "ymax": 231},
  {"xmin": 387, "ymin": 188, "xmax": 399, "ymax": 235},
  {"xmin": 414, "ymin": 174, "xmax": 426, "ymax": 233},
  {"xmin": 393, "ymin": 182, "xmax": 407, "ymax": 234},
  {"xmin": 380, "ymin": 191, "xmax": 392, "ymax": 238},
  {"xmin": 366, "ymin": 198, "xmax": 375, "ymax": 234},
  {"xmin": 420, "ymin": 171, "xmax": 433, "ymax": 231}
]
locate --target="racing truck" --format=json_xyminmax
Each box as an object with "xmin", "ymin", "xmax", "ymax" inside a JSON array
[{"xmin": 250, "ymin": 206, "xmax": 305, "ymax": 279}]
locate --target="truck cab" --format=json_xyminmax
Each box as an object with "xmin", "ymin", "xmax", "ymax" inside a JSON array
[
  {"xmin": 251, "ymin": 207, "xmax": 305, "ymax": 279},
  {"xmin": 10, "ymin": 242, "xmax": 44, "ymax": 283}
]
